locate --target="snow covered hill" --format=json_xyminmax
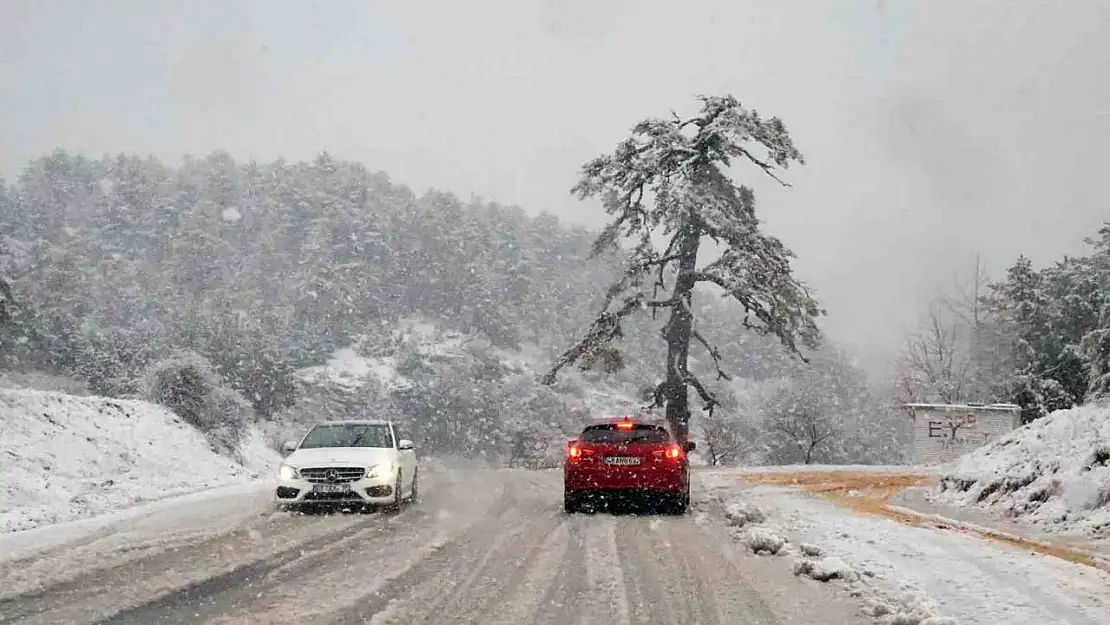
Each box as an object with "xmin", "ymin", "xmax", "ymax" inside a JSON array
[
  {"xmin": 933, "ymin": 401, "xmax": 1110, "ymax": 537},
  {"xmin": 269, "ymin": 316, "xmax": 646, "ymax": 465},
  {"xmin": 0, "ymin": 388, "xmax": 278, "ymax": 533}
]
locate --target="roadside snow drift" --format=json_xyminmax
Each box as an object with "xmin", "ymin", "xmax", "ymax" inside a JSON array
[
  {"xmin": 934, "ymin": 402, "xmax": 1110, "ymax": 537},
  {"xmin": 0, "ymin": 389, "xmax": 276, "ymax": 533}
]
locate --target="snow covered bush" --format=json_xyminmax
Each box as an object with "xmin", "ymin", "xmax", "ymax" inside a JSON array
[
  {"xmin": 792, "ymin": 556, "xmax": 857, "ymax": 582},
  {"xmin": 744, "ymin": 527, "xmax": 787, "ymax": 555},
  {"xmin": 141, "ymin": 350, "xmax": 253, "ymax": 461},
  {"xmin": 723, "ymin": 500, "xmax": 766, "ymax": 528}
]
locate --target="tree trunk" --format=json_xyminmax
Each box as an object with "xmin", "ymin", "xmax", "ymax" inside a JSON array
[{"xmin": 663, "ymin": 225, "xmax": 701, "ymax": 444}]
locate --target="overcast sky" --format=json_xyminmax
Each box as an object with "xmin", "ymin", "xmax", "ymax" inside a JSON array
[{"xmin": 2, "ymin": 0, "xmax": 1108, "ymax": 372}]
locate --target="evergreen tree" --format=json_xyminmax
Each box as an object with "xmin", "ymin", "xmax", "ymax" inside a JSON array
[
  {"xmin": 1080, "ymin": 223, "xmax": 1110, "ymax": 398},
  {"xmin": 542, "ymin": 95, "xmax": 824, "ymax": 442}
]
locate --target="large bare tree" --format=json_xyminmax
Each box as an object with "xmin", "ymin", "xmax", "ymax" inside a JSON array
[
  {"xmin": 896, "ymin": 301, "xmax": 974, "ymax": 404},
  {"xmin": 541, "ymin": 95, "xmax": 824, "ymax": 443}
]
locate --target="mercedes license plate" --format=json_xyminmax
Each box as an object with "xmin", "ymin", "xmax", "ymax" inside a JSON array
[
  {"xmin": 313, "ymin": 483, "xmax": 350, "ymax": 494},
  {"xmin": 604, "ymin": 456, "xmax": 641, "ymax": 466}
]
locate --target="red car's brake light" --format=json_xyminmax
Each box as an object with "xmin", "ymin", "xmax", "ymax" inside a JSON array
[
  {"xmin": 568, "ymin": 441, "xmax": 596, "ymax": 460},
  {"xmin": 616, "ymin": 421, "xmax": 635, "ymax": 430},
  {"xmin": 664, "ymin": 444, "xmax": 683, "ymax": 460}
]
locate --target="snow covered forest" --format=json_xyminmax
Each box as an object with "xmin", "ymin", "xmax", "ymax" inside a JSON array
[
  {"xmin": 0, "ymin": 148, "xmax": 1105, "ymax": 467},
  {"xmin": 896, "ymin": 225, "xmax": 1110, "ymax": 423},
  {"xmin": 0, "ymin": 148, "xmax": 921, "ymax": 467},
  {"xmin": 4, "ymin": 146, "xmax": 1105, "ymax": 467}
]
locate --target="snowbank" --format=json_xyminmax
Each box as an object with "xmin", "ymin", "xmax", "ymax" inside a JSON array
[
  {"xmin": 704, "ymin": 471, "xmax": 1110, "ymax": 625},
  {"xmin": 0, "ymin": 389, "xmax": 278, "ymax": 533},
  {"xmin": 932, "ymin": 402, "xmax": 1110, "ymax": 537}
]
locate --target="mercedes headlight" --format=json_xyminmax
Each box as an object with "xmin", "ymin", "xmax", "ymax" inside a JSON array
[
  {"xmin": 278, "ymin": 464, "xmax": 300, "ymax": 480},
  {"xmin": 365, "ymin": 462, "xmax": 390, "ymax": 479}
]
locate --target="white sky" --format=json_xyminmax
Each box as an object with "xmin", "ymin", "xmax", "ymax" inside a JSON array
[{"xmin": 2, "ymin": 0, "xmax": 1108, "ymax": 372}]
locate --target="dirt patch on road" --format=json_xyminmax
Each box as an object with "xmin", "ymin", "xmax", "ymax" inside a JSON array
[{"xmin": 742, "ymin": 469, "xmax": 1110, "ymax": 574}]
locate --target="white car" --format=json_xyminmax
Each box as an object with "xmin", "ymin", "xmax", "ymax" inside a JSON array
[{"xmin": 275, "ymin": 420, "xmax": 418, "ymax": 511}]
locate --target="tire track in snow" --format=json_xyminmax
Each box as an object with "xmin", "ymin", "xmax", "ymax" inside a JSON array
[
  {"xmin": 579, "ymin": 514, "xmax": 632, "ymax": 625},
  {"xmin": 0, "ymin": 513, "xmax": 382, "ymax": 625},
  {"xmin": 329, "ymin": 488, "xmax": 567, "ymax": 625},
  {"xmin": 193, "ymin": 481, "xmax": 518, "ymax": 625},
  {"xmin": 531, "ymin": 517, "xmax": 588, "ymax": 625}
]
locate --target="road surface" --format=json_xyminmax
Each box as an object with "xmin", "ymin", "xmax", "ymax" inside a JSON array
[{"xmin": 0, "ymin": 468, "xmax": 867, "ymax": 625}]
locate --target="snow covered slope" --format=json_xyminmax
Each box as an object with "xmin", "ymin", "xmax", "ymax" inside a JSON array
[
  {"xmin": 0, "ymin": 389, "xmax": 278, "ymax": 533},
  {"xmin": 933, "ymin": 402, "xmax": 1110, "ymax": 537}
]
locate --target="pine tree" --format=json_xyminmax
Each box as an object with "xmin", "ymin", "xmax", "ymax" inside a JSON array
[
  {"xmin": 1080, "ymin": 223, "xmax": 1110, "ymax": 398},
  {"xmin": 541, "ymin": 95, "xmax": 824, "ymax": 442},
  {"xmin": 983, "ymin": 255, "xmax": 1079, "ymax": 420}
]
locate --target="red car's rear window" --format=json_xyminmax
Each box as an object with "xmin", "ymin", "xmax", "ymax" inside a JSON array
[{"xmin": 580, "ymin": 424, "xmax": 670, "ymax": 444}]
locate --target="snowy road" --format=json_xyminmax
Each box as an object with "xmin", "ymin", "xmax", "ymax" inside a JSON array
[{"xmin": 0, "ymin": 468, "xmax": 866, "ymax": 625}]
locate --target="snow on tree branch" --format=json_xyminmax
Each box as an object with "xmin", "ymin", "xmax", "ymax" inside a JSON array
[
  {"xmin": 542, "ymin": 93, "xmax": 824, "ymax": 441},
  {"xmin": 540, "ymin": 292, "xmax": 673, "ymax": 385},
  {"xmin": 693, "ymin": 264, "xmax": 821, "ymax": 361}
]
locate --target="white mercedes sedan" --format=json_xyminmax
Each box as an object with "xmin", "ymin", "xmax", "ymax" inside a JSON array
[{"xmin": 275, "ymin": 420, "xmax": 418, "ymax": 512}]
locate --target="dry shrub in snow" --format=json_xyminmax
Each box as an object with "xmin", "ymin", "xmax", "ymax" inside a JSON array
[
  {"xmin": 798, "ymin": 543, "xmax": 823, "ymax": 557},
  {"xmin": 142, "ymin": 350, "xmax": 253, "ymax": 461},
  {"xmin": 744, "ymin": 527, "xmax": 786, "ymax": 555},
  {"xmin": 793, "ymin": 556, "xmax": 857, "ymax": 582},
  {"xmin": 724, "ymin": 500, "xmax": 766, "ymax": 528},
  {"xmin": 891, "ymin": 616, "xmax": 959, "ymax": 625}
]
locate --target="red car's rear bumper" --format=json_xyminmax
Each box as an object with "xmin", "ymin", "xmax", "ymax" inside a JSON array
[{"xmin": 564, "ymin": 463, "xmax": 687, "ymax": 494}]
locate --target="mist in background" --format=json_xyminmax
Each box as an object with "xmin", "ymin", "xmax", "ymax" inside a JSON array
[{"xmin": 3, "ymin": 0, "xmax": 1108, "ymax": 375}]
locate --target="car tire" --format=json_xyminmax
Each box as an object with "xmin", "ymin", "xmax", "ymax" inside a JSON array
[
  {"xmin": 668, "ymin": 491, "xmax": 688, "ymax": 515},
  {"xmin": 408, "ymin": 468, "xmax": 419, "ymax": 503},
  {"xmin": 563, "ymin": 492, "xmax": 578, "ymax": 514},
  {"xmin": 385, "ymin": 472, "xmax": 403, "ymax": 513}
]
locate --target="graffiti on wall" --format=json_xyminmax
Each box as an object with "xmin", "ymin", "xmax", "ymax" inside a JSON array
[{"xmin": 926, "ymin": 412, "xmax": 987, "ymax": 451}]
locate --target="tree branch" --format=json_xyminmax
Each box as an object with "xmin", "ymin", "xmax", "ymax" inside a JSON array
[
  {"xmin": 692, "ymin": 329, "xmax": 732, "ymax": 381},
  {"xmin": 737, "ymin": 147, "xmax": 792, "ymax": 187},
  {"xmin": 683, "ymin": 371, "xmax": 719, "ymax": 415},
  {"xmin": 693, "ymin": 269, "xmax": 811, "ymax": 363},
  {"xmin": 541, "ymin": 293, "xmax": 674, "ymax": 385}
]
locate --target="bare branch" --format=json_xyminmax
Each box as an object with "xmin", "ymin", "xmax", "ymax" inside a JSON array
[
  {"xmin": 645, "ymin": 380, "xmax": 670, "ymax": 411},
  {"xmin": 683, "ymin": 371, "xmax": 719, "ymax": 414},
  {"xmin": 693, "ymin": 269, "xmax": 812, "ymax": 363},
  {"xmin": 736, "ymin": 147, "xmax": 792, "ymax": 187},
  {"xmin": 692, "ymin": 329, "xmax": 732, "ymax": 381},
  {"xmin": 541, "ymin": 293, "xmax": 675, "ymax": 385}
]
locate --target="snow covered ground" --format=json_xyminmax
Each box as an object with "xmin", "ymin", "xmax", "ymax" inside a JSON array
[
  {"xmin": 704, "ymin": 467, "xmax": 1110, "ymax": 625},
  {"xmin": 931, "ymin": 402, "xmax": 1110, "ymax": 538},
  {"xmin": 0, "ymin": 388, "xmax": 279, "ymax": 533}
]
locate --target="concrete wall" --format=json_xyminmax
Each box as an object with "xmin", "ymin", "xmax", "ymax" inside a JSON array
[{"xmin": 905, "ymin": 404, "xmax": 1022, "ymax": 465}]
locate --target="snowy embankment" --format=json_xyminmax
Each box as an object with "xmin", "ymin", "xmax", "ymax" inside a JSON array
[
  {"xmin": 704, "ymin": 468, "xmax": 1110, "ymax": 625},
  {"xmin": 932, "ymin": 402, "xmax": 1110, "ymax": 537},
  {"xmin": 0, "ymin": 388, "xmax": 278, "ymax": 533}
]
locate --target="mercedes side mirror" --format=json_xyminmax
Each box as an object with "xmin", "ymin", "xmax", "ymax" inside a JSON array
[
  {"xmin": 398, "ymin": 439, "xmax": 415, "ymax": 451},
  {"xmin": 281, "ymin": 440, "xmax": 298, "ymax": 456}
]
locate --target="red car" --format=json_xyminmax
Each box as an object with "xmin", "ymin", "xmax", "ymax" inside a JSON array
[{"xmin": 563, "ymin": 416, "xmax": 695, "ymax": 514}]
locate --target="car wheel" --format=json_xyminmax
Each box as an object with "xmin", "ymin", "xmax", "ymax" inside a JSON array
[
  {"xmin": 409, "ymin": 468, "xmax": 419, "ymax": 503},
  {"xmin": 385, "ymin": 472, "xmax": 403, "ymax": 513},
  {"xmin": 563, "ymin": 492, "xmax": 578, "ymax": 514},
  {"xmin": 668, "ymin": 492, "xmax": 688, "ymax": 515}
]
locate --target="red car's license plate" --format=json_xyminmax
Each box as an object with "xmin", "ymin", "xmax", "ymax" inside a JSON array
[{"xmin": 604, "ymin": 456, "xmax": 641, "ymax": 465}]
